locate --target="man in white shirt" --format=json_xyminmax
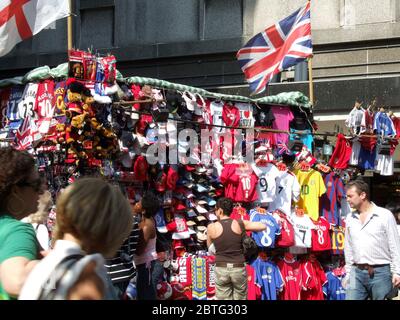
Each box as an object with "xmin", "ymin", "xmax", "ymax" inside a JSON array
[{"xmin": 344, "ymin": 180, "xmax": 400, "ymax": 300}]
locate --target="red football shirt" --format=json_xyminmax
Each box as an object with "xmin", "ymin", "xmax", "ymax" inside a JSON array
[
  {"xmin": 277, "ymin": 258, "xmax": 302, "ymax": 300},
  {"xmin": 234, "ymin": 170, "xmax": 258, "ymax": 203},
  {"xmin": 300, "ymin": 259, "xmax": 327, "ymax": 300},
  {"xmin": 275, "ymin": 212, "xmax": 295, "ymax": 247},
  {"xmin": 311, "ymin": 217, "xmax": 332, "ymax": 251}
]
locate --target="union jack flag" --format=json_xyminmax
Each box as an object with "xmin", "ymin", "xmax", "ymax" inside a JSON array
[
  {"xmin": 237, "ymin": 2, "xmax": 312, "ymax": 95},
  {"xmin": 15, "ymin": 116, "xmax": 32, "ymax": 150}
]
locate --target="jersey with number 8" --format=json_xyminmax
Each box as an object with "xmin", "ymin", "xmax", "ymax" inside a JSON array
[
  {"xmin": 250, "ymin": 211, "xmax": 281, "ymax": 248},
  {"xmin": 311, "ymin": 217, "xmax": 332, "ymax": 251}
]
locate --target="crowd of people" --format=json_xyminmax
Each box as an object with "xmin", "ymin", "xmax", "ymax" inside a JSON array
[{"xmin": 1, "ymin": 146, "xmax": 400, "ymax": 300}]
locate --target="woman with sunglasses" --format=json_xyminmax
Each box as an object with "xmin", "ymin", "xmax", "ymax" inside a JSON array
[{"xmin": 0, "ymin": 147, "xmax": 44, "ymax": 300}]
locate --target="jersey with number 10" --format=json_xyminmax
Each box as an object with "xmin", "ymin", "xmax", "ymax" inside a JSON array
[
  {"xmin": 250, "ymin": 212, "xmax": 281, "ymax": 248},
  {"xmin": 294, "ymin": 169, "xmax": 326, "ymax": 221}
]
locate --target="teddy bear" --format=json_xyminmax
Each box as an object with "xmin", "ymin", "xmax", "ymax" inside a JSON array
[{"xmin": 56, "ymin": 123, "xmax": 67, "ymax": 144}]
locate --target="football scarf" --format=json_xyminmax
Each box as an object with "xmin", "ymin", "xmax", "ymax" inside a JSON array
[{"xmin": 191, "ymin": 257, "xmax": 207, "ymax": 300}]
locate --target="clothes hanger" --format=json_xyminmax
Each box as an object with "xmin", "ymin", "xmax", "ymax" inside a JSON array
[
  {"xmin": 284, "ymin": 251, "xmax": 295, "ymax": 262},
  {"xmin": 299, "ymin": 160, "xmax": 311, "ymax": 171},
  {"xmin": 295, "ymin": 207, "xmax": 305, "ymax": 217},
  {"xmin": 259, "ymin": 250, "xmax": 268, "ymax": 261}
]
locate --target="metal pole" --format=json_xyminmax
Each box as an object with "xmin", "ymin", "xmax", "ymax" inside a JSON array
[{"xmin": 67, "ymin": 0, "xmax": 73, "ymax": 51}]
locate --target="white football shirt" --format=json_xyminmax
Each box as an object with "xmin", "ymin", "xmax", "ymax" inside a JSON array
[
  {"xmin": 269, "ymin": 170, "xmax": 301, "ymax": 215},
  {"xmin": 252, "ymin": 163, "xmax": 280, "ymax": 204}
]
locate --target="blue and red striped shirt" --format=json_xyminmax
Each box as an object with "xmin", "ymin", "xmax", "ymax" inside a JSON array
[{"xmin": 320, "ymin": 173, "xmax": 345, "ymax": 226}]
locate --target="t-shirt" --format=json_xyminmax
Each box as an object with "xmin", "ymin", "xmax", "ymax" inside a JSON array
[
  {"xmin": 374, "ymin": 111, "xmax": 396, "ymax": 136},
  {"xmin": 275, "ymin": 212, "xmax": 295, "ymax": 247},
  {"xmin": 345, "ymin": 107, "xmax": 364, "ymax": 134},
  {"xmin": 323, "ymin": 272, "xmax": 346, "ymax": 300},
  {"xmin": 251, "ymin": 258, "xmax": 284, "ymax": 300},
  {"xmin": 251, "ymin": 163, "xmax": 280, "ymax": 204},
  {"xmin": 35, "ymin": 80, "xmax": 55, "ymax": 135},
  {"xmin": 6, "ymin": 85, "xmax": 25, "ymax": 121},
  {"xmin": 277, "ymin": 258, "xmax": 302, "ymax": 300},
  {"xmin": 375, "ymin": 153, "xmax": 394, "ymax": 176},
  {"xmin": 349, "ymin": 138, "xmax": 361, "ymax": 166},
  {"xmin": 19, "ymin": 83, "xmax": 39, "ymax": 120},
  {"xmin": 358, "ymin": 146, "xmax": 376, "ymax": 170},
  {"xmin": 254, "ymin": 106, "xmax": 275, "ymax": 127},
  {"xmin": 331, "ymin": 225, "xmax": 346, "ymax": 255},
  {"xmin": 250, "ymin": 211, "xmax": 281, "ymax": 248},
  {"xmin": 290, "ymin": 129, "xmax": 313, "ymax": 152},
  {"xmin": 235, "ymin": 167, "xmax": 259, "ymax": 203},
  {"xmin": 222, "ymin": 104, "xmax": 240, "ymax": 127},
  {"xmin": 311, "ymin": 217, "xmax": 332, "ymax": 251},
  {"xmin": 294, "ymin": 169, "xmax": 326, "ymax": 221},
  {"xmin": 269, "ymin": 170, "xmax": 301, "ymax": 216},
  {"xmin": 0, "ymin": 215, "xmax": 38, "ymax": 300},
  {"xmin": 290, "ymin": 108, "xmax": 310, "ymax": 131},
  {"xmin": 210, "ymin": 101, "xmax": 224, "ymax": 133},
  {"xmin": 235, "ymin": 102, "xmax": 254, "ymax": 128},
  {"xmin": 271, "ymin": 106, "xmax": 294, "ymax": 145},
  {"xmin": 300, "ymin": 259, "xmax": 327, "ymax": 300},
  {"xmin": 104, "ymin": 220, "xmax": 139, "ymax": 284},
  {"xmin": 320, "ymin": 172, "xmax": 346, "ymax": 226},
  {"xmin": 290, "ymin": 213, "xmax": 315, "ymax": 249}
]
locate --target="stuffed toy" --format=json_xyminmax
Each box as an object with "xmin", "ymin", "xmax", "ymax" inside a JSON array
[{"xmin": 56, "ymin": 123, "xmax": 67, "ymax": 144}]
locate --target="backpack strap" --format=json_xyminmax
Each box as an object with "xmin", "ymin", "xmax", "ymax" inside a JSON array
[
  {"xmin": 38, "ymin": 254, "xmax": 84, "ymax": 300},
  {"xmin": 237, "ymin": 219, "xmax": 246, "ymax": 236}
]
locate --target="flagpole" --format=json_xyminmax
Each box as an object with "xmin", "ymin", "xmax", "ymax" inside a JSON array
[
  {"xmin": 308, "ymin": 0, "xmax": 314, "ymax": 107},
  {"xmin": 308, "ymin": 57, "xmax": 314, "ymax": 106},
  {"xmin": 67, "ymin": 0, "xmax": 73, "ymax": 51}
]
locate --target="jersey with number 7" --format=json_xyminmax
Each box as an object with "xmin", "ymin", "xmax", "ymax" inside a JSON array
[{"xmin": 291, "ymin": 213, "xmax": 315, "ymax": 248}]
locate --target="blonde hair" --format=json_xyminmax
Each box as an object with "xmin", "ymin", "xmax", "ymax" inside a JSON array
[
  {"xmin": 25, "ymin": 190, "xmax": 53, "ymax": 224},
  {"xmin": 53, "ymin": 177, "xmax": 133, "ymax": 258}
]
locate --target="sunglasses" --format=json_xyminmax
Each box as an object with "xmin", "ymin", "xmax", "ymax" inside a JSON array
[{"xmin": 17, "ymin": 176, "xmax": 44, "ymax": 193}]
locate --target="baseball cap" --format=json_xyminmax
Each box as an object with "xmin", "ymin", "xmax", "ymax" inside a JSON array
[
  {"xmin": 166, "ymin": 166, "xmax": 179, "ymax": 191},
  {"xmin": 255, "ymin": 145, "xmax": 270, "ymax": 153},
  {"xmin": 154, "ymin": 171, "xmax": 167, "ymax": 193},
  {"xmin": 195, "ymin": 184, "xmax": 208, "ymax": 193},
  {"xmin": 133, "ymin": 155, "xmax": 148, "ymax": 181},
  {"xmin": 205, "ymin": 211, "xmax": 218, "ymax": 221},
  {"xmin": 196, "ymin": 225, "xmax": 207, "ymax": 232},
  {"xmin": 186, "ymin": 209, "xmax": 197, "ymax": 218},
  {"xmin": 185, "ymin": 165, "xmax": 196, "ymax": 172},
  {"xmin": 195, "ymin": 205, "xmax": 208, "ymax": 214},
  {"xmin": 195, "ymin": 215, "xmax": 207, "ymax": 222},
  {"xmin": 172, "ymin": 239, "xmax": 185, "ymax": 249},
  {"xmin": 186, "ymin": 220, "xmax": 197, "ymax": 227},
  {"xmin": 196, "ymin": 230, "xmax": 207, "ymax": 242},
  {"xmin": 174, "ymin": 202, "xmax": 186, "ymax": 212}
]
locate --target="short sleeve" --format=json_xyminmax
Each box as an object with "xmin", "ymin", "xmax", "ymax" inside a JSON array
[
  {"xmin": 275, "ymin": 267, "xmax": 284, "ymax": 290},
  {"xmin": 288, "ymin": 110, "xmax": 294, "ymax": 122},
  {"xmin": 318, "ymin": 173, "xmax": 327, "ymax": 197},
  {"xmin": 0, "ymin": 223, "xmax": 38, "ymax": 263}
]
